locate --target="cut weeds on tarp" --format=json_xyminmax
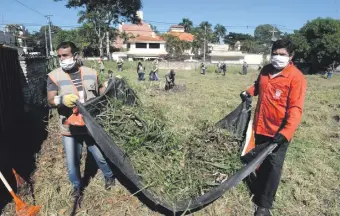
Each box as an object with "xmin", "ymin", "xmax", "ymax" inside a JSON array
[
  {"xmin": 77, "ymin": 77, "xmax": 277, "ymax": 213},
  {"xmin": 86, "ymin": 89, "xmax": 243, "ymax": 204}
]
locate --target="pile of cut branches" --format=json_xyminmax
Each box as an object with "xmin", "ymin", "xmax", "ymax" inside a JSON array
[{"xmin": 90, "ymin": 96, "xmax": 243, "ymax": 203}]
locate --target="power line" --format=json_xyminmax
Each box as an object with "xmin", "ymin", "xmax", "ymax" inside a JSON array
[
  {"xmin": 13, "ymin": 0, "xmax": 46, "ymax": 17},
  {"xmin": 0, "ymin": 20, "xmax": 296, "ymax": 33}
]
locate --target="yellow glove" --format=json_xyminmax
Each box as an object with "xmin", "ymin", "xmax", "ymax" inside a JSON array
[{"xmin": 62, "ymin": 94, "xmax": 79, "ymax": 108}]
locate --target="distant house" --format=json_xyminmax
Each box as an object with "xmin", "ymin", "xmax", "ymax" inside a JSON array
[
  {"xmin": 0, "ymin": 25, "xmax": 33, "ymax": 55},
  {"xmin": 208, "ymin": 43, "xmax": 269, "ymax": 65},
  {"xmin": 0, "ymin": 31, "xmax": 16, "ymax": 45},
  {"xmin": 166, "ymin": 25, "xmax": 195, "ymax": 60},
  {"xmin": 208, "ymin": 43, "xmax": 244, "ymax": 63},
  {"xmin": 113, "ymin": 11, "xmax": 167, "ymax": 61}
]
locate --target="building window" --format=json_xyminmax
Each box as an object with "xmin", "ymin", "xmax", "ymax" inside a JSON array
[
  {"xmin": 127, "ymin": 43, "xmax": 131, "ymax": 49},
  {"xmin": 136, "ymin": 43, "xmax": 147, "ymax": 48},
  {"xmin": 149, "ymin": 43, "xmax": 160, "ymax": 49}
]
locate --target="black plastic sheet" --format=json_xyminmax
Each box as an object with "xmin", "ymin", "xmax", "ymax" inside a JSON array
[{"xmin": 77, "ymin": 79, "xmax": 276, "ymax": 214}]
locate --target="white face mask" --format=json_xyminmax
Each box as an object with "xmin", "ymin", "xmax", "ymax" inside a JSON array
[
  {"xmin": 271, "ymin": 55, "xmax": 290, "ymax": 70},
  {"xmin": 60, "ymin": 57, "xmax": 76, "ymax": 70}
]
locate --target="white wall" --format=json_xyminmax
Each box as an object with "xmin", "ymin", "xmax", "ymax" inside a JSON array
[
  {"xmin": 244, "ymin": 54, "xmax": 269, "ymax": 65},
  {"xmin": 210, "ymin": 56, "xmax": 243, "ymax": 64},
  {"xmin": 127, "ymin": 42, "xmax": 167, "ymax": 58},
  {"xmin": 211, "ymin": 54, "xmax": 269, "ymax": 65}
]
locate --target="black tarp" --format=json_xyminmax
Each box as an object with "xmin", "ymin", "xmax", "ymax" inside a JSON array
[{"xmin": 77, "ymin": 78, "xmax": 277, "ymax": 214}]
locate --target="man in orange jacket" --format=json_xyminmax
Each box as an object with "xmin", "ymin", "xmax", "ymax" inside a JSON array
[{"xmin": 240, "ymin": 39, "xmax": 307, "ymax": 216}]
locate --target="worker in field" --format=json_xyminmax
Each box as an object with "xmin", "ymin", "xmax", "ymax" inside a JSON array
[
  {"xmin": 222, "ymin": 62, "xmax": 227, "ymax": 76},
  {"xmin": 117, "ymin": 58, "xmax": 123, "ymax": 72},
  {"xmin": 150, "ymin": 59, "xmax": 159, "ymax": 81},
  {"xmin": 137, "ymin": 61, "xmax": 145, "ymax": 81},
  {"xmin": 98, "ymin": 57, "xmax": 105, "ymax": 73},
  {"xmin": 242, "ymin": 61, "xmax": 248, "ymax": 75},
  {"xmin": 165, "ymin": 69, "xmax": 176, "ymax": 90},
  {"xmin": 47, "ymin": 42, "xmax": 115, "ymax": 199},
  {"xmin": 217, "ymin": 62, "xmax": 222, "ymax": 73},
  {"xmin": 240, "ymin": 39, "xmax": 307, "ymax": 216},
  {"xmin": 326, "ymin": 63, "xmax": 334, "ymax": 79},
  {"xmin": 201, "ymin": 62, "xmax": 206, "ymax": 75}
]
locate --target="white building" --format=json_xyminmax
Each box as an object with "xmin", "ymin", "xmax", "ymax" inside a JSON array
[
  {"xmin": 208, "ymin": 43, "xmax": 269, "ymax": 65},
  {"xmin": 113, "ymin": 11, "xmax": 167, "ymax": 61},
  {"xmin": 1, "ymin": 25, "xmax": 33, "ymax": 55},
  {"xmin": 0, "ymin": 31, "xmax": 16, "ymax": 45}
]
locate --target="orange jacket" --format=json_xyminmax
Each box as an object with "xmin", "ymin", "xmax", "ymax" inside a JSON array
[{"xmin": 247, "ymin": 63, "xmax": 307, "ymax": 141}]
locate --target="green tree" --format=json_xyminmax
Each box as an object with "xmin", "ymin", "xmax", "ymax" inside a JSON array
[
  {"xmin": 150, "ymin": 24, "xmax": 159, "ymax": 34},
  {"xmin": 53, "ymin": 24, "xmax": 98, "ymax": 56},
  {"xmin": 290, "ymin": 18, "xmax": 340, "ymax": 71},
  {"xmin": 190, "ymin": 21, "xmax": 214, "ymax": 58},
  {"xmin": 55, "ymin": 0, "xmax": 141, "ymax": 58},
  {"xmin": 213, "ymin": 24, "xmax": 226, "ymax": 44},
  {"xmin": 27, "ymin": 25, "xmax": 62, "ymax": 55},
  {"xmin": 224, "ymin": 32, "xmax": 254, "ymax": 44},
  {"xmin": 179, "ymin": 18, "xmax": 193, "ymax": 33},
  {"xmin": 163, "ymin": 34, "xmax": 191, "ymax": 59},
  {"xmin": 254, "ymin": 24, "xmax": 282, "ymax": 45}
]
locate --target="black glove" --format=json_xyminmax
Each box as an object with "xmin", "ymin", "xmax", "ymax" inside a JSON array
[
  {"xmin": 240, "ymin": 91, "xmax": 250, "ymax": 102},
  {"xmin": 272, "ymin": 133, "xmax": 288, "ymax": 145}
]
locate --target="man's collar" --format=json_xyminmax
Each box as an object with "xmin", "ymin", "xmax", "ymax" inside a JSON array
[
  {"xmin": 280, "ymin": 62, "xmax": 294, "ymax": 77},
  {"xmin": 63, "ymin": 66, "xmax": 80, "ymax": 74}
]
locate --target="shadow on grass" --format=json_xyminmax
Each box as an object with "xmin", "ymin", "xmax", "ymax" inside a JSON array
[{"xmin": 0, "ymin": 106, "xmax": 49, "ymax": 212}]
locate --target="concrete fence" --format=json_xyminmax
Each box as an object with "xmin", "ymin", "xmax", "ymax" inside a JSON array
[
  {"xmin": 19, "ymin": 56, "xmax": 47, "ymax": 108},
  {"xmin": 158, "ymin": 61, "xmax": 260, "ymax": 71}
]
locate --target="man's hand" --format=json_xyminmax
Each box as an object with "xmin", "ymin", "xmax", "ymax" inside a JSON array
[
  {"xmin": 240, "ymin": 91, "xmax": 250, "ymax": 102},
  {"xmin": 272, "ymin": 133, "xmax": 288, "ymax": 145},
  {"xmin": 63, "ymin": 94, "xmax": 79, "ymax": 108}
]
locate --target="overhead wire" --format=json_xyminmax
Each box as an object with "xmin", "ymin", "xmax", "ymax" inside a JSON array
[{"xmin": 13, "ymin": 0, "xmax": 46, "ymax": 17}]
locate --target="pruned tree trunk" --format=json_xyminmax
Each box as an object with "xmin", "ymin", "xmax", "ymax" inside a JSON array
[
  {"xmin": 106, "ymin": 31, "xmax": 111, "ymax": 60},
  {"xmin": 99, "ymin": 38, "xmax": 104, "ymax": 57}
]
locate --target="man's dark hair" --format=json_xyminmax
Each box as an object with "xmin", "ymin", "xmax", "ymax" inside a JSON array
[
  {"xmin": 57, "ymin": 41, "xmax": 78, "ymax": 54},
  {"xmin": 272, "ymin": 39, "xmax": 294, "ymax": 56}
]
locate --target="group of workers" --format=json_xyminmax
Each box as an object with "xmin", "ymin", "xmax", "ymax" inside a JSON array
[
  {"xmin": 47, "ymin": 39, "xmax": 306, "ymax": 216},
  {"xmin": 200, "ymin": 61, "xmax": 249, "ymax": 75},
  {"xmin": 136, "ymin": 59, "xmax": 176, "ymax": 90}
]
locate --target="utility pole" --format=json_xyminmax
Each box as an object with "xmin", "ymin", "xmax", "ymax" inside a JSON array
[
  {"xmin": 45, "ymin": 15, "xmax": 53, "ymax": 56},
  {"xmin": 203, "ymin": 25, "xmax": 207, "ymax": 63},
  {"xmin": 44, "ymin": 26, "xmax": 48, "ymax": 57}
]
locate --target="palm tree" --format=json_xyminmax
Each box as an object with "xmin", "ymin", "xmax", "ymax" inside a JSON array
[
  {"xmin": 199, "ymin": 21, "xmax": 212, "ymax": 31},
  {"xmin": 179, "ymin": 18, "xmax": 193, "ymax": 33},
  {"xmin": 214, "ymin": 24, "xmax": 227, "ymax": 44}
]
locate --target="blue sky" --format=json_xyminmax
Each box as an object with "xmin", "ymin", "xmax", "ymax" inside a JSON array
[{"xmin": 0, "ymin": 0, "xmax": 338, "ymax": 35}]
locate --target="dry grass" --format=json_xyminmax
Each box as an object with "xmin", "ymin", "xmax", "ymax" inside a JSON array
[{"xmin": 2, "ymin": 61, "xmax": 340, "ymax": 216}]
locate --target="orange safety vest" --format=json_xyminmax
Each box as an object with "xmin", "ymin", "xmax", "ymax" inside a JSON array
[
  {"xmin": 247, "ymin": 63, "xmax": 307, "ymax": 141},
  {"xmin": 48, "ymin": 66, "xmax": 99, "ymax": 136}
]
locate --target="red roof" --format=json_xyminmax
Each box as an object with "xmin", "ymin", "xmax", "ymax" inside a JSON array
[
  {"xmin": 129, "ymin": 35, "xmax": 164, "ymax": 42},
  {"xmin": 122, "ymin": 22, "xmax": 153, "ymax": 37},
  {"xmin": 167, "ymin": 32, "xmax": 195, "ymax": 42}
]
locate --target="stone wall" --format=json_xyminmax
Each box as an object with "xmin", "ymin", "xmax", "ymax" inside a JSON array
[
  {"xmin": 19, "ymin": 56, "xmax": 47, "ymax": 109},
  {"xmin": 158, "ymin": 61, "xmax": 260, "ymax": 71}
]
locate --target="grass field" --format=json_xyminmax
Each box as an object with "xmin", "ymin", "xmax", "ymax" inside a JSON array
[{"xmin": 3, "ymin": 61, "xmax": 340, "ymax": 216}]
